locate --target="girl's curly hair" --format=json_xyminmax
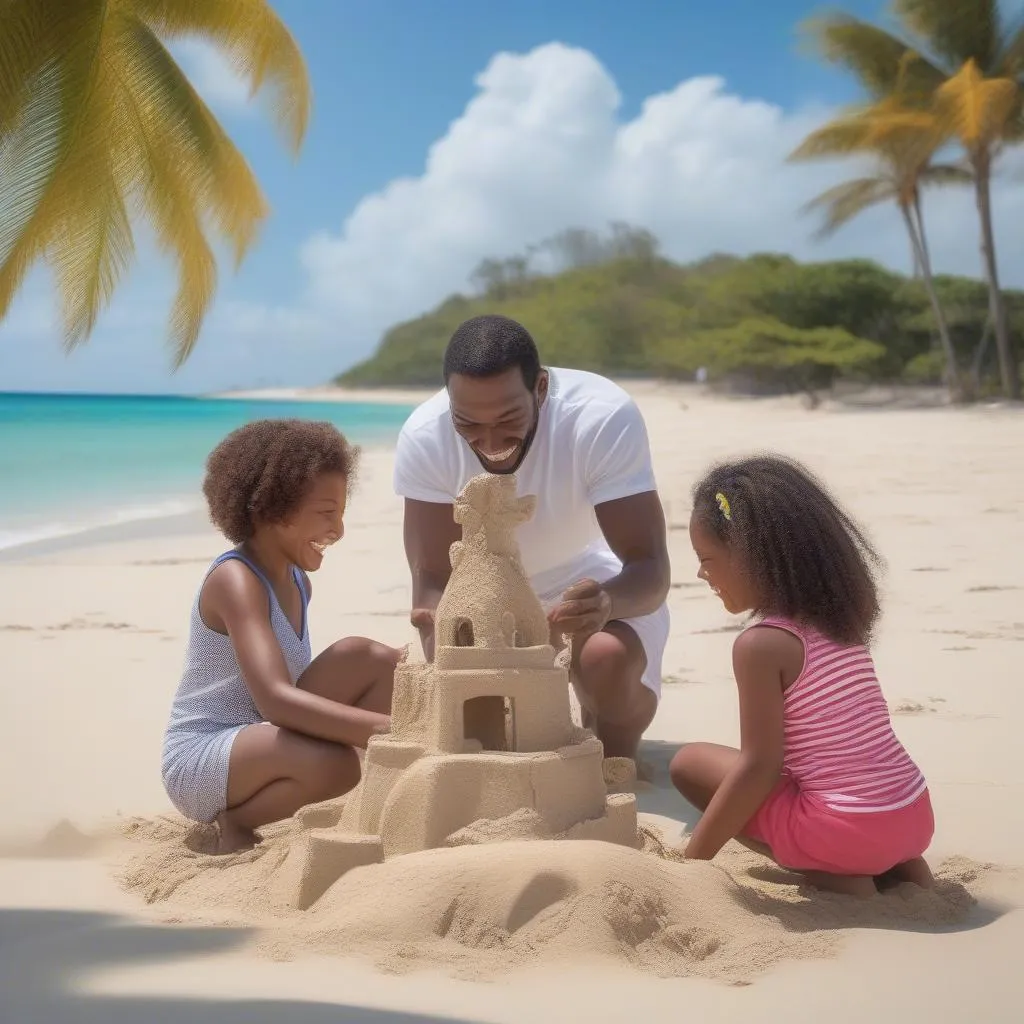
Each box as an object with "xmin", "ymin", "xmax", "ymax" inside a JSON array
[
  {"xmin": 692, "ymin": 453, "xmax": 884, "ymax": 645},
  {"xmin": 203, "ymin": 418, "xmax": 360, "ymax": 543}
]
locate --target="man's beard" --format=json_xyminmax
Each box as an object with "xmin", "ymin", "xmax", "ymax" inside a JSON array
[{"xmin": 473, "ymin": 397, "xmax": 539, "ymax": 475}]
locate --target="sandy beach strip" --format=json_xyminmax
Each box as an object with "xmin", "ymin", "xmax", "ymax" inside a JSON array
[{"xmin": 1, "ymin": 385, "xmax": 1021, "ymax": 1021}]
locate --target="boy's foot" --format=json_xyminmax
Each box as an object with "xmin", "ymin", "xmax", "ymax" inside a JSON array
[
  {"xmin": 214, "ymin": 811, "xmax": 257, "ymax": 855},
  {"xmin": 875, "ymin": 856, "xmax": 935, "ymax": 891}
]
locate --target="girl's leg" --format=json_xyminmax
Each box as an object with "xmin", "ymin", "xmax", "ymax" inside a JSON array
[
  {"xmin": 670, "ymin": 742, "xmax": 875, "ymax": 895},
  {"xmin": 669, "ymin": 742, "xmax": 774, "ymax": 859},
  {"xmin": 215, "ymin": 637, "xmax": 402, "ymax": 853},
  {"xmin": 876, "ymin": 858, "xmax": 935, "ymax": 890},
  {"xmin": 297, "ymin": 636, "xmax": 404, "ymax": 720},
  {"xmin": 217, "ymin": 723, "xmax": 360, "ymax": 853}
]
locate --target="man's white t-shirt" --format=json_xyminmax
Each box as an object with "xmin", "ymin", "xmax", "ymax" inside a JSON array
[{"xmin": 392, "ymin": 367, "xmax": 658, "ymax": 604}]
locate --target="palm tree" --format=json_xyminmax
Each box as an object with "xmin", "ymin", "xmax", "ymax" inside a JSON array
[
  {"xmin": 0, "ymin": 0, "xmax": 311, "ymax": 366},
  {"xmin": 790, "ymin": 99, "xmax": 973, "ymax": 399},
  {"xmin": 802, "ymin": 0, "xmax": 1024, "ymax": 399}
]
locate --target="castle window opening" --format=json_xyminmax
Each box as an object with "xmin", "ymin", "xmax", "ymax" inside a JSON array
[{"xmin": 462, "ymin": 696, "xmax": 516, "ymax": 751}]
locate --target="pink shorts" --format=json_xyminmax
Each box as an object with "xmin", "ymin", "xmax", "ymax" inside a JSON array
[{"xmin": 743, "ymin": 775, "xmax": 935, "ymax": 876}]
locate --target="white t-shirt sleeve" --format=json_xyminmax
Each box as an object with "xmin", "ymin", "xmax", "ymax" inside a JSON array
[
  {"xmin": 392, "ymin": 422, "xmax": 457, "ymax": 504},
  {"xmin": 581, "ymin": 397, "xmax": 658, "ymax": 507}
]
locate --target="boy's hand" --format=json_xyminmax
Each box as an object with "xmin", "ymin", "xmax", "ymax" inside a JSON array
[{"xmin": 547, "ymin": 579, "xmax": 612, "ymax": 637}]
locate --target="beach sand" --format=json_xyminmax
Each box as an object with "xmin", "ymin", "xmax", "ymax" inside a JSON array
[{"xmin": 1, "ymin": 383, "xmax": 1021, "ymax": 1022}]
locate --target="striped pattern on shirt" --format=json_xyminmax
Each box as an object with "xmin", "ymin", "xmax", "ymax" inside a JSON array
[{"xmin": 760, "ymin": 616, "xmax": 928, "ymax": 814}]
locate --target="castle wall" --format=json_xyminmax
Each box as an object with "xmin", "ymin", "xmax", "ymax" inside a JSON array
[
  {"xmin": 376, "ymin": 742, "xmax": 610, "ymax": 857},
  {"xmin": 339, "ymin": 738, "xmax": 424, "ymax": 833}
]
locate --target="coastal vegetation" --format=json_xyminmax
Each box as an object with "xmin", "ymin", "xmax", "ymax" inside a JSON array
[
  {"xmin": 792, "ymin": 0, "xmax": 1024, "ymax": 399},
  {"xmin": 337, "ymin": 225, "xmax": 1022, "ymax": 401},
  {"xmin": 0, "ymin": 0, "xmax": 310, "ymax": 365}
]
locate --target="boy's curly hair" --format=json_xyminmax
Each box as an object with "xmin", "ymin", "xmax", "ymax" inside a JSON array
[
  {"xmin": 203, "ymin": 418, "xmax": 360, "ymax": 543},
  {"xmin": 691, "ymin": 453, "xmax": 884, "ymax": 646}
]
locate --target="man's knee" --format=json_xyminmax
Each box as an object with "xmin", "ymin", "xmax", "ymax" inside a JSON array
[{"xmin": 575, "ymin": 625, "xmax": 650, "ymax": 721}]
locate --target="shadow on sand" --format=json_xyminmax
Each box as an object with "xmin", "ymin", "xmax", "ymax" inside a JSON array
[{"xmin": 0, "ymin": 909, "xmax": 479, "ymax": 1024}]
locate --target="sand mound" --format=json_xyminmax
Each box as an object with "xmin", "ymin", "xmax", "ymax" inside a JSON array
[{"xmin": 116, "ymin": 812, "xmax": 987, "ymax": 985}]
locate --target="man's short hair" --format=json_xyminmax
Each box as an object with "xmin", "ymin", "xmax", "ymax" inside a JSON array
[{"xmin": 442, "ymin": 314, "xmax": 541, "ymax": 389}]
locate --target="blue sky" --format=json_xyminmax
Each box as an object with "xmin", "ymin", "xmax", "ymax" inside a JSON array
[{"xmin": 3, "ymin": 0, "xmax": 1022, "ymax": 393}]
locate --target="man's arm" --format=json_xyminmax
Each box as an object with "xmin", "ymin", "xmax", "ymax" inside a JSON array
[
  {"xmin": 548, "ymin": 491, "xmax": 670, "ymax": 635},
  {"xmin": 403, "ymin": 498, "xmax": 460, "ymax": 661},
  {"xmin": 594, "ymin": 490, "xmax": 671, "ymax": 621}
]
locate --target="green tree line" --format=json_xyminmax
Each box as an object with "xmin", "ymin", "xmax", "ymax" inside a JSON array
[{"xmin": 337, "ymin": 225, "xmax": 1023, "ymax": 399}]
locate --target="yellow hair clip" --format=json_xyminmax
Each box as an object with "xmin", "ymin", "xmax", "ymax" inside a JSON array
[{"xmin": 715, "ymin": 491, "xmax": 732, "ymax": 521}]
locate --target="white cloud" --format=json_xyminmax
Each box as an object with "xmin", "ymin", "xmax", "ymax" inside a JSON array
[
  {"xmin": 3, "ymin": 41, "xmax": 1023, "ymax": 391},
  {"xmin": 301, "ymin": 42, "xmax": 1024, "ymax": 365}
]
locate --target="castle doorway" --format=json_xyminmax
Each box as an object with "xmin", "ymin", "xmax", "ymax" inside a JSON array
[{"xmin": 463, "ymin": 696, "xmax": 516, "ymax": 751}]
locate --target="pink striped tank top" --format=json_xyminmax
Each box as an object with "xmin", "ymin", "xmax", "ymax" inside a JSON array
[{"xmin": 760, "ymin": 616, "xmax": 927, "ymax": 814}]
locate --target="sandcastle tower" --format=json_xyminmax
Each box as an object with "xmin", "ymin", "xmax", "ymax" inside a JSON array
[{"xmin": 284, "ymin": 473, "xmax": 639, "ymax": 909}]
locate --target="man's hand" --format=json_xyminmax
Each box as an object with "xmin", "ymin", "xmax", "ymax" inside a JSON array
[
  {"xmin": 410, "ymin": 607, "xmax": 436, "ymax": 662},
  {"xmin": 547, "ymin": 578, "xmax": 612, "ymax": 637},
  {"xmin": 410, "ymin": 608, "xmax": 435, "ymax": 632}
]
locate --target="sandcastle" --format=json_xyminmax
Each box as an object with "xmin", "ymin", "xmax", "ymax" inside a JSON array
[{"xmin": 283, "ymin": 472, "xmax": 639, "ymax": 909}]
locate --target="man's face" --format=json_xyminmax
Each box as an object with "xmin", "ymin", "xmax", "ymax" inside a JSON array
[{"xmin": 447, "ymin": 367, "xmax": 548, "ymax": 474}]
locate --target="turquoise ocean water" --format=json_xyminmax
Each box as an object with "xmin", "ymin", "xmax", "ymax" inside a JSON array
[{"xmin": 0, "ymin": 392, "xmax": 414, "ymax": 551}]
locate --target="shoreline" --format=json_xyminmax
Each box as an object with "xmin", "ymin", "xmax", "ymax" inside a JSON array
[
  {"xmin": 0, "ymin": 435, "xmax": 403, "ymax": 561},
  {"xmin": 0, "ymin": 508, "xmax": 214, "ymax": 564}
]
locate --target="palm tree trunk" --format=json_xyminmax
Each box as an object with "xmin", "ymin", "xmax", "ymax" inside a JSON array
[
  {"xmin": 971, "ymin": 311, "xmax": 992, "ymax": 394},
  {"xmin": 973, "ymin": 152, "xmax": 1020, "ymax": 400},
  {"xmin": 902, "ymin": 198, "xmax": 962, "ymax": 401}
]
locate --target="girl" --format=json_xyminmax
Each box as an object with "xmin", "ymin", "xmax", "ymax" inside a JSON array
[
  {"xmin": 670, "ymin": 454, "xmax": 934, "ymax": 896},
  {"xmin": 161, "ymin": 418, "xmax": 404, "ymax": 854}
]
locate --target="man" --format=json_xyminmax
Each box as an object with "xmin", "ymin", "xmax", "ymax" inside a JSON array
[{"xmin": 393, "ymin": 314, "xmax": 671, "ymax": 760}]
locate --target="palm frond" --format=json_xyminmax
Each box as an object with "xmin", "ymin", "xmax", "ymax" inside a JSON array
[
  {"xmin": 894, "ymin": 0, "xmax": 998, "ymax": 71},
  {"xmin": 132, "ymin": 0, "xmax": 312, "ymax": 153},
  {"xmin": 0, "ymin": 0, "xmax": 107, "ymax": 317},
  {"xmin": 117, "ymin": 17, "xmax": 268, "ymax": 268},
  {"xmin": 789, "ymin": 101, "xmax": 944, "ymax": 166},
  {"xmin": 44, "ymin": 37, "xmax": 136, "ymax": 348},
  {"xmin": 0, "ymin": 0, "xmax": 99, "ymax": 138},
  {"xmin": 799, "ymin": 11, "xmax": 945, "ymax": 100},
  {"xmin": 0, "ymin": 60, "xmax": 63, "ymax": 265},
  {"xmin": 802, "ymin": 176, "xmax": 897, "ymax": 238},
  {"xmin": 789, "ymin": 115, "xmax": 875, "ymax": 161},
  {"xmin": 935, "ymin": 58, "xmax": 1020, "ymax": 148}
]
